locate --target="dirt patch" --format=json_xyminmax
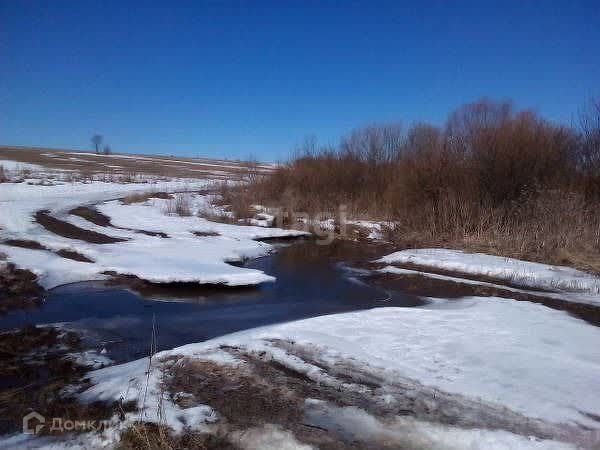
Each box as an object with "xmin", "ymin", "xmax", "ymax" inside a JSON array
[
  {"xmin": 0, "ymin": 146, "xmax": 265, "ymax": 181},
  {"xmin": 69, "ymin": 206, "xmax": 168, "ymax": 238},
  {"xmin": 370, "ymin": 272, "xmax": 600, "ymax": 326},
  {"xmin": 121, "ymin": 191, "xmax": 173, "ymax": 205},
  {"xmin": 56, "ymin": 249, "xmax": 95, "ymax": 263},
  {"xmin": 378, "ymin": 261, "xmax": 554, "ymax": 293},
  {"xmin": 0, "ymin": 325, "xmax": 130, "ymax": 436},
  {"xmin": 193, "ymin": 231, "xmax": 221, "ymax": 237},
  {"xmin": 164, "ymin": 353, "xmax": 361, "ymax": 450},
  {"xmin": 0, "ymin": 263, "xmax": 43, "ymax": 314},
  {"xmin": 2, "ymin": 238, "xmax": 95, "ymax": 263},
  {"xmin": 133, "ymin": 229, "xmax": 169, "ymax": 238},
  {"xmin": 118, "ymin": 423, "xmax": 236, "ymax": 450},
  {"xmin": 69, "ymin": 206, "xmax": 112, "ymax": 227},
  {"xmin": 102, "ymin": 272, "xmax": 260, "ymax": 301},
  {"xmin": 2, "ymin": 239, "xmax": 48, "ymax": 250},
  {"xmin": 35, "ymin": 210, "xmax": 127, "ymax": 244},
  {"xmin": 158, "ymin": 342, "xmax": 572, "ymax": 449}
]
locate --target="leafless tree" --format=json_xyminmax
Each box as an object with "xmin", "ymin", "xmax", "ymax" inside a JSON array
[
  {"xmin": 92, "ymin": 134, "xmax": 103, "ymax": 154},
  {"xmin": 103, "ymin": 145, "xmax": 112, "ymax": 155}
]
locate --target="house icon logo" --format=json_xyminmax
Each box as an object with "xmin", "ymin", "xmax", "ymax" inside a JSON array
[{"xmin": 23, "ymin": 411, "xmax": 45, "ymax": 434}]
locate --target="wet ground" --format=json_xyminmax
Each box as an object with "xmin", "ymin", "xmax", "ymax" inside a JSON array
[{"xmin": 0, "ymin": 240, "xmax": 424, "ymax": 363}]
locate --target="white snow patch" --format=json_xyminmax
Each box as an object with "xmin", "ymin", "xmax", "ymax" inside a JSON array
[
  {"xmin": 377, "ymin": 248, "xmax": 600, "ymax": 299},
  {"xmin": 0, "ymin": 180, "xmax": 305, "ymax": 287},
  {"xmin": 82, "ymin": 297, "xmax": 600, "ymax": 433},
  {"xmin": 304, "ymin": 401, "xmax": 574, "ymax": 450},
  {"xmin": 231, "ymin": 424, "xmax": 314, "ymax": 450},
  {"xmin": 0, "ymin": 159, "xmax": 44, "ymax": 172}
]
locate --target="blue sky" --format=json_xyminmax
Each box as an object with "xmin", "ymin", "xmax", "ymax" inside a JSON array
[{"xmin": 1, "ymin": 1, "xmax": 599, "ymax": 161}]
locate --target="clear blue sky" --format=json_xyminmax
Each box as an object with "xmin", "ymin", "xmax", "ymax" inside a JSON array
[{"xmin": 1, "ymin": 1, "xmax": 599, "ymax": 161}]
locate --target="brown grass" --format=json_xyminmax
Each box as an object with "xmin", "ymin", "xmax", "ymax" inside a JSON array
[
  {"xmin": 121, "ymin": 192, "xmax": 173, "ymax": 205},
  {"xmin": 117, "ymin": 423, "xmax": 235, "ymax": 450},
  {"xmin": 236, "ymin": 98, "xmax": 600, "ymax": 268},
  {"xmin": 162, "ymin": 193, "xmax": 193, "ymax": 216}
]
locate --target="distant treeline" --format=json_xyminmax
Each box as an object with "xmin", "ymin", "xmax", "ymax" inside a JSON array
[{"xmin": 244, "ymin": 98, "xmax": 600, "ymax": 266}]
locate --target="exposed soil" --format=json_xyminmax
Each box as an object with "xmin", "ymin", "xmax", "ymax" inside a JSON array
[
  {"xmin": 35, "ymin": 210, "xmax": 127, "ymax": 244},
  {"xmin": 56, "ymin": 249, "xmax": 95, "ymax": 263},
  {"xmin": 370, "ymin": 271, "xmax": 600, "ymax": 326},
  {"xmin": 158, "ymin": 342, "xmax": 574, "ymax": 449},
  {"xmin": 0, "ymin": 146, "xmax": 267, "ymax": 180},
  {"xmin": 193, "ymin": 231, "xmax": 221, "ymax": 237},
  {"xmin": 69, "ymin": 206, "xmax": 112, "ymax": 227},
  {"xmin": 0, "ymin": 325, "xmax": 130, "ymax": 436},
  {"xmin": 69, "ymin": 206, "xmax": 169, "ymax": 238},
  {"xmin": 0, "ymin": 262, "xmax": 43, "ymax": 314},
  {"xmin": 118, "ymin": 423, "xmax": 236, "ymax": 450},
  {"xmin": 2, "ymin": 239, "xmax": 48, "ymax": 250},
  {"xmin": 120, "ymin": 191, "xmax": 174, "ymax": 205},
  {"xmin": 102, "ymin": 272, "xmax": 260, "ymax": 301},
  {"xmin": 375, "ymin": 261, "xmax": 554, "ymax": 293},
  {"xmin": 2, "ymin": 238, "xmax": 95, "ymax": 264}
]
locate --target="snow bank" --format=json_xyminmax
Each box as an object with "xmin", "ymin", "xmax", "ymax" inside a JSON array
[
  {"xmin": 0, "ymin": 159, "xmax": 44, "ymax": 172},
  {"xmin": 84, "ymin": 297, "xmax": 600, "ymax": 431},
  {"xmin": 0, "ymin": 179, "xmax": 307, "ymax": 287},
  {"xmin": 74, "ymin": 296, "xmax": 599, "ymax": 448},
  {"xmin": 97, "ymin": 197, "xmax": 308, "ymax": 240},
  {"xmin": 304, "ymin": 400, "xmax": 574, "ymax": 450},
  {"xmin": 377, "ymin": 248, "xmax": 600, "ymax": 295}
]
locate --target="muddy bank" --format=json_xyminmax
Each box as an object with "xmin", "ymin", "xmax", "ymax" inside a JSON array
[
  {"xmin": 137, "ymin": 340, "xmax": 579, "ymax": 449},
  {"xmin": 69, "ymin": 206, "xmax": 169, "ymax": 238},
  {"xmin": 369, "ymin": 268, "xmax": 600, "ymax": 326},
  {"xmin": 0, "ymin": 325, "xmax": 122, "ymax": 436},
  {"xmin": 35, "ymin": 210, "xmax": 126, "ymax": 244},
  {"xmin": 0, "ymin": 262, "xmax": 43, "ymax": 314}
]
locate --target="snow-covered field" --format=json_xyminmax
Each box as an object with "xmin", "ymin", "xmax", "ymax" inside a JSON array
[
  {"xmin": 2, "ymin": 158, "xmax": 600, "ymax": 449},
  {"xmin": 0, "ymin": 166, "xmax": 306, "ymax": 288}
]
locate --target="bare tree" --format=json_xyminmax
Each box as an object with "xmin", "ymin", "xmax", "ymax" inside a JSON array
[
  {"xmin": 103, "ymin": 145, "xmax": 112, "ymax": 155},
  {"xmin": 92, "ymin": 134, "xmax": 103, "ymax": 154}
]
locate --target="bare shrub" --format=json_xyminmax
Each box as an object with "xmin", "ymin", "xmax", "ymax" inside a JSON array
[
  {"xmin": 215, "ymin": 182, "xmax": 254, "ymax": 220},
  {"xmin": 234, "ymin": 98, "xmax": 600, "ymax": 267},
  {"xmin": 122, "ymin": 191, "xmax": 173, "ymax": 205},
  {"xmin": 577, "ymin": 98, "xmax": 600, "ymax": 201},
  {"xmin": 163, "ymin": 193, "xmax": 192, "ymax": 216}
]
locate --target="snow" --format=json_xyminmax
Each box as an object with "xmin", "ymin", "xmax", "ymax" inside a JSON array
[
  {"xmin": 230, "ymin": 425, "xmax": 314, "ymax": 450},
  {"xmin": 77, "ymin": 296, "xmax": 600, "ymax": 448},
  {"xmin": 377, "ymin": 265, "xmax": 600, "ymax": 306},
  {"xmin": 0, "ymin": 159, "xmax": 44, "ymax": 172},
  {"xmin": 304, "ymin": 400, "xmax": 574, "ymax": 450},
  {"xmin": 169, "ymin": 297, "xmax": 600, "ymax": 429},
  {"xmin": 377, "ymin": 248, "xmax": 600, "ymax": 297},
  {"xmin": 97, "ymin": 196, "xmax": 308, "ymax": 240},
  {"xmin": 0, "ymin": 178, "xmax": 307, "ymax": 288}
]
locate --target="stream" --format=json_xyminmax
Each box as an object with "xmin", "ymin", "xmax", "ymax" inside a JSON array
[{"xmin": 0, "ymin": 240, "xmax": 425, "ymax": 363}]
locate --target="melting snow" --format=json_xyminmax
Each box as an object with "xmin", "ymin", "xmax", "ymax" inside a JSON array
[{"xmin": 377, "ymin": 248, "xmax": 600, "ymax": 304}]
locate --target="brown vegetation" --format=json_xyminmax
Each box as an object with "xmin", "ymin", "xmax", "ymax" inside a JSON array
[
  {"xmin": 121, "ymin": 191, "xmax": 173, "ymax": 205},
  {"xmin": 238, "ymin": 98, "xmax": 600, "ymax": 267},
  {"xmin": 0, "ymin": 326, "xmax": 128, "ymax": 435},
  {"xmin": 35, "ymin": 210, "xmax": 127, "ymax": 244},
  {"xmin": 0, "ymin": 262, "xmax": 43, "ymax": 313},
  {"xmin": 162, "ymin": 193, "xmax": 193, "ymax": 216}
]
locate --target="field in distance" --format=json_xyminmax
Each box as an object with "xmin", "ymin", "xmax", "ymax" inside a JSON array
[{"xmin": 0, "ymin": 145, "xmax": 272, "ymax": 180}]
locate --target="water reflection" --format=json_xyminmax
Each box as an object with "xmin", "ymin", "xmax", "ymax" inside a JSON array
[{"xmin": 0, "ymin": 240, "xmax": 423, "ymax": 362}]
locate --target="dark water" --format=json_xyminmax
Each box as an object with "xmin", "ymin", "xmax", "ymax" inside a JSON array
[{"xmin": 0, "ymin": 240, "xmax": 424, "ymax": 362}]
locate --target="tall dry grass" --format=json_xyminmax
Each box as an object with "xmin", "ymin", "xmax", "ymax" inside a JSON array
[{"xmin": 238, "ymin": 98, "xmax": 600, "ymax": 268}]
